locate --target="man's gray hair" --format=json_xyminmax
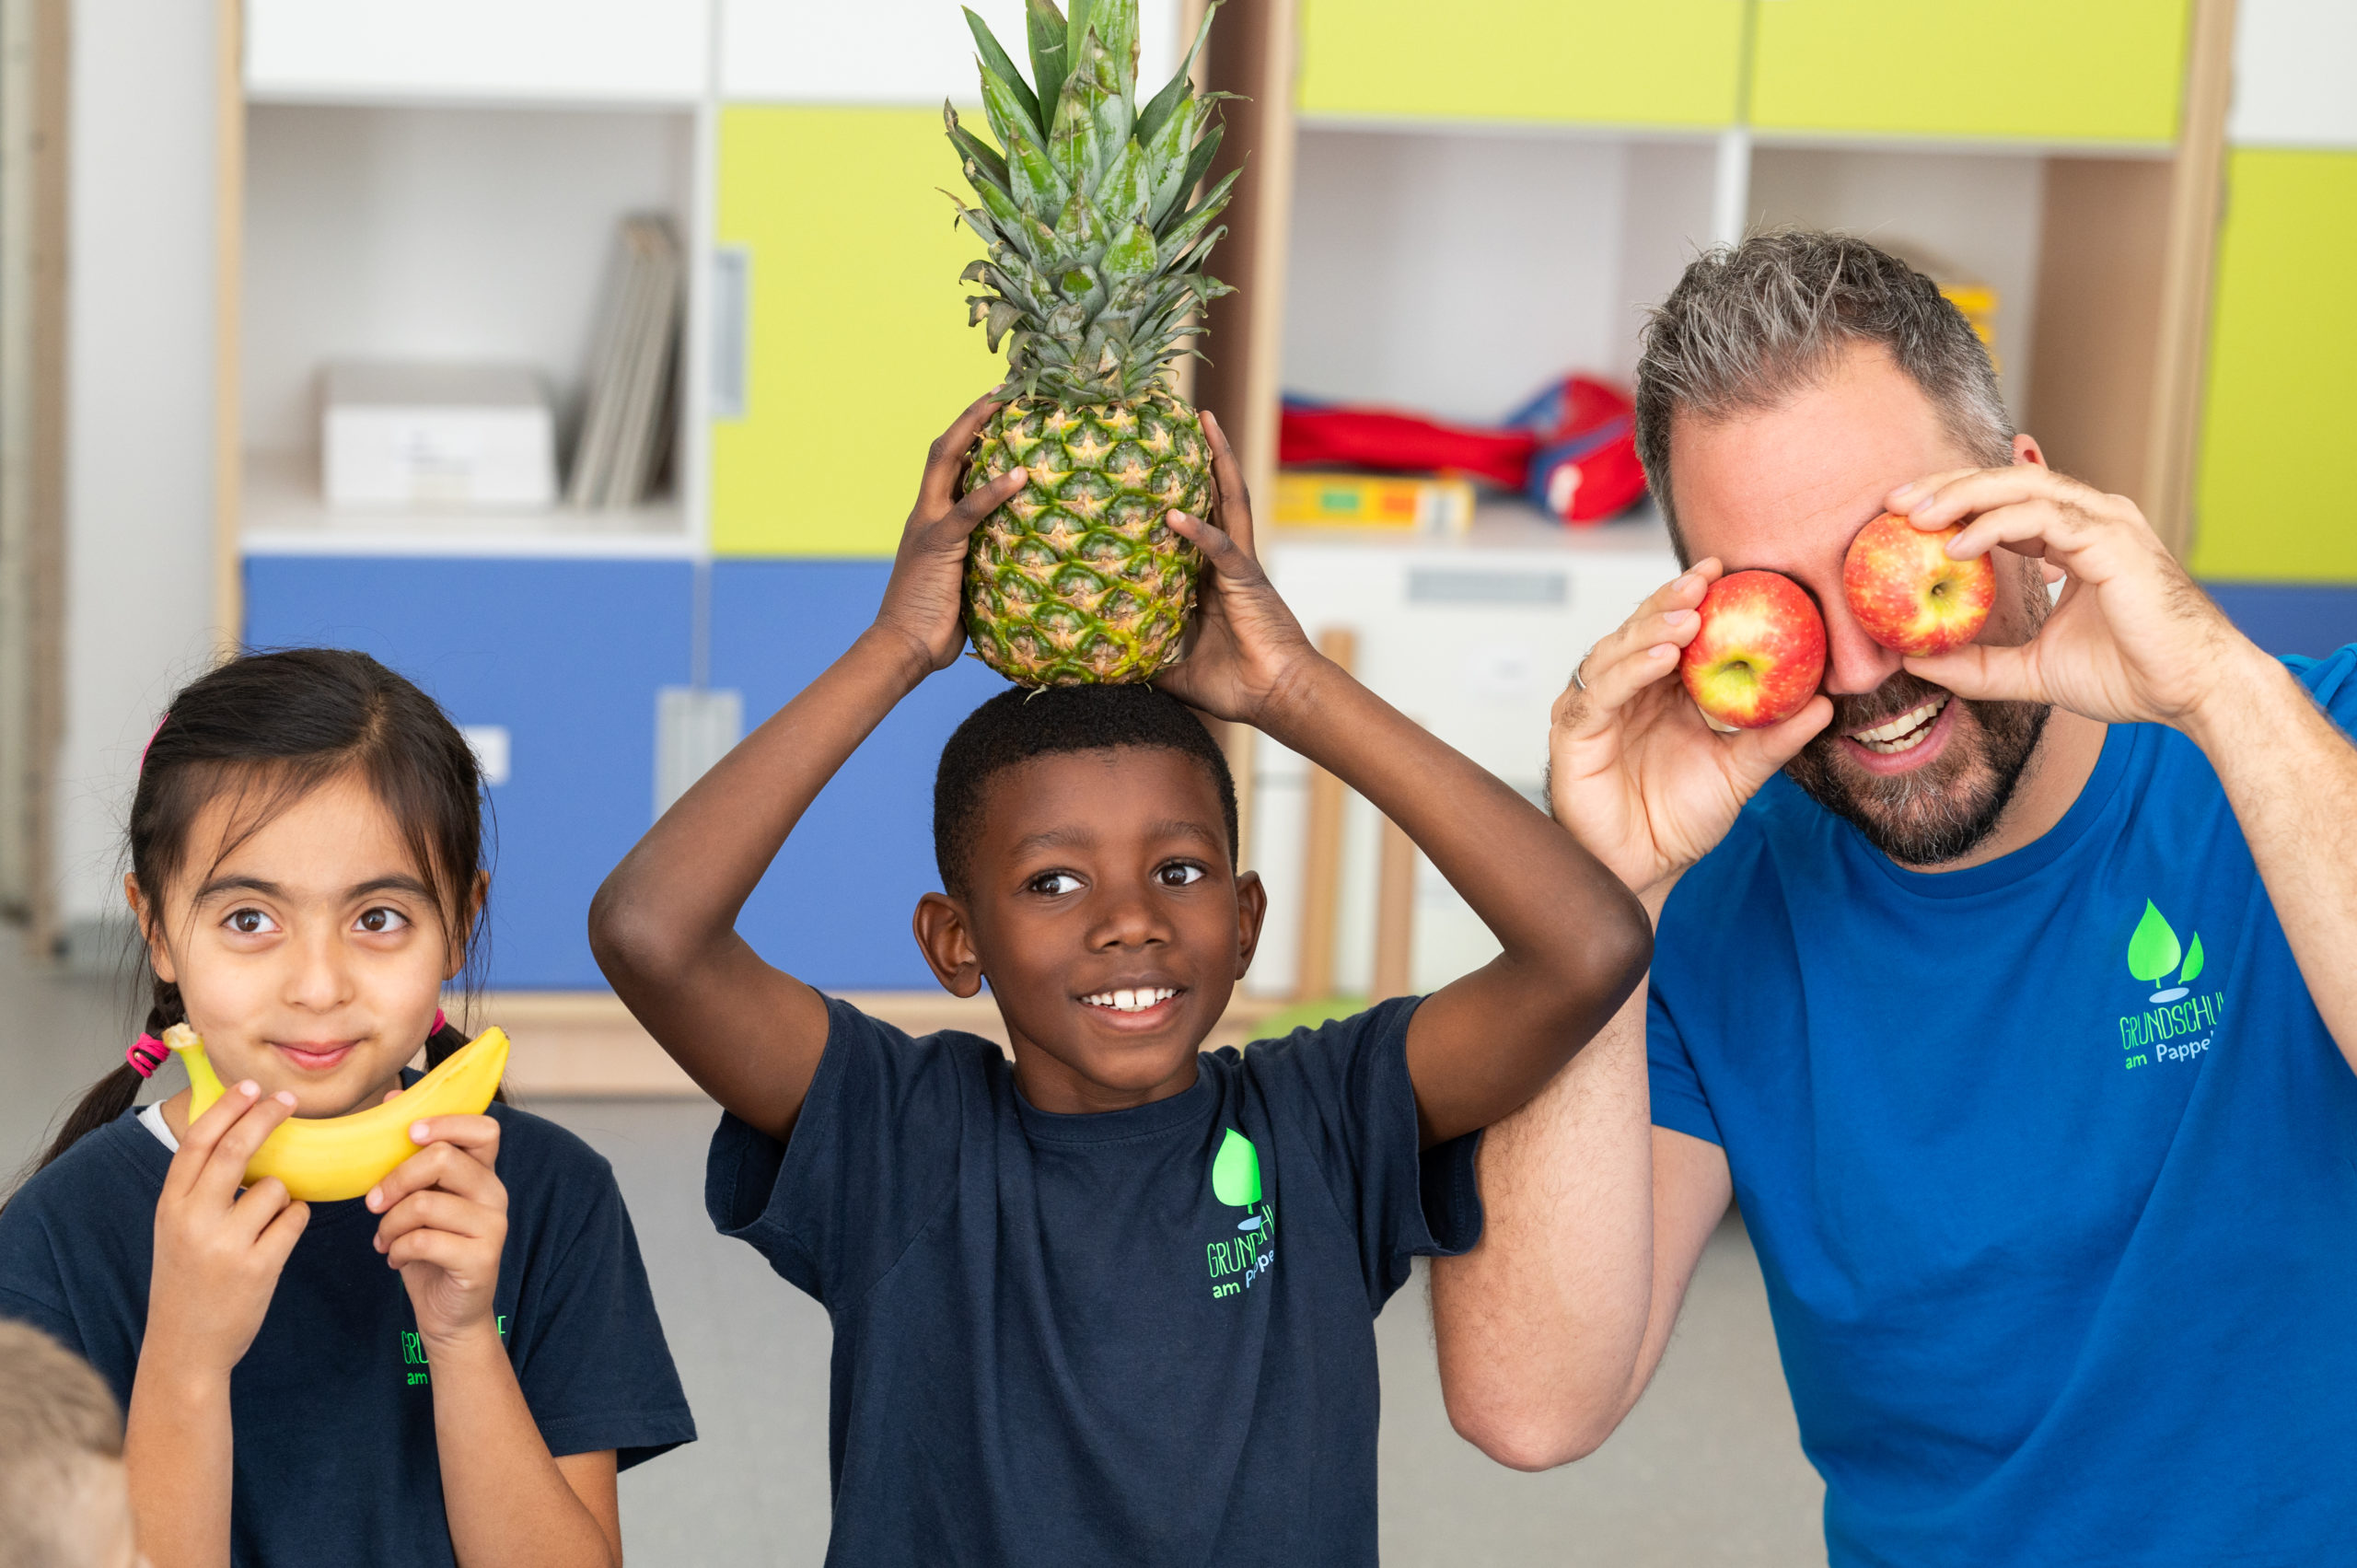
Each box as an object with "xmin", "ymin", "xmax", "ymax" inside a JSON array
[{"xmin": 1634, "ymin": 230, "xmax": 2014, "ymax": 561}]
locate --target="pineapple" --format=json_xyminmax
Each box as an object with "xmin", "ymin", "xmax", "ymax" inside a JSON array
[{"xmin": 946, "ymin": 0, "xmax": 1236, "ymax": 685}]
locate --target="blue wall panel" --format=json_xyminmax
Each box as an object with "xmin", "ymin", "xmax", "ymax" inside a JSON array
[
  {"xmin": 2202, "ymin": 582, "xmax": 2357, "ymax": 660},
  {"xmin": 244, "ymin": 557, "xmax": 693, "ymax": 989},
  {"xmin": 710, "ymin": 560, "xmax": 1012, "ymax": 991}
]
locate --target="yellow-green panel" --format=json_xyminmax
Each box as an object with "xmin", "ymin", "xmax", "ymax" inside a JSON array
[
  {"xmin": 1751, "ymin": 0, "xmax": 2189, "ymax": 145},
  {"xmin": 1297, "ymin": 0, "xmax": 1745, "ymax": 130},
  {"xmin": 2189, "ymin": 151, "xmax": 2357, "ymax": 585},
  {"xmin": 711, "ymin": 106, "xmax": 1003, "ymax": 558}
]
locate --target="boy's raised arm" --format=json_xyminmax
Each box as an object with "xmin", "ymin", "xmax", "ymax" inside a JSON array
[
  {"xmin": 1158, "ymin": 418, "xmax": 1653, "ymax": 1146},
  {"xmin": 588, "ymin": 398, "xmax": 1028, "ymax": 1141}
]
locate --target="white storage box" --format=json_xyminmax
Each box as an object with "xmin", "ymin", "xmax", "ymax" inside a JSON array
[{"xmin": 322, "ymin": 363, "xmax": 557, "ymax": 509}]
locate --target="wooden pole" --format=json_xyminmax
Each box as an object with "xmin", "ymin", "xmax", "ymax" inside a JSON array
[
  {"xmin": 211, "ymin": 0, "xmax": 243, "ymax": 654},
  {"xmin": 1192, "ymin": 0, "xmax": 1299, "ymax": 513},
  {"xmin": 2142, "ymin": 0, "xmax": 2237, "ymax": 559},
  {"xmin": 1295, "ymin": 626, "xmax": 1352, "ymax": 1001},
  {"xmin": 1370, "ymin": 814, "xmax": 1415, "ymax": 1002}
]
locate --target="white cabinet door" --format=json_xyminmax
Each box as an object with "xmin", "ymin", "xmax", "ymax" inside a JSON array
[
  {"xmin": 2229, "ymin": 0, "xmax": 2357, "ymax": 149},
  {"xmin": 1247, "ymin": 527, "xmax": 1680, "ymax": 997},
  {"xmin": 720, "ymin": 0, "xmax": 1183, "ymax": 105},
  {"xmin": 247, "ymin": 0, "xmax": 711, "ymax": 104}
]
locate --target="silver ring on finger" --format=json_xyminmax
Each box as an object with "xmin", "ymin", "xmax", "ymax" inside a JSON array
[{"xmin": 1572, "ymin": 653, "xmax": 1593, "ymax": 692}]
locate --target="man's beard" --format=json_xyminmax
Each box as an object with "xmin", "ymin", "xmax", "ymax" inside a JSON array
[{"xmin": 1783, "ymin": 677, "xmax": 2049, "ymax": 865}]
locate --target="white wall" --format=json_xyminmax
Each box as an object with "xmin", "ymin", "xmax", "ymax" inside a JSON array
[
  {"xmin": 242, "ymin": 103, "xmax": 696, "ymax": 454},
  {"xmin": 1748, "ymin": 146, "xmax": 2049, "ymax": 426},
  {"xmin": 1283, "ymin": 128, "xmax": 1632, "ymax": 424},
  {"xmin": 54, "ymin": 0, "xmax": 220, "ymax": 931}
]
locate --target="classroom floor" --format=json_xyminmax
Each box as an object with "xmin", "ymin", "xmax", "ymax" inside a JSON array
[{"xmin": 0, "ymin": 938, "xmax": 1824, "ymax": 1565}]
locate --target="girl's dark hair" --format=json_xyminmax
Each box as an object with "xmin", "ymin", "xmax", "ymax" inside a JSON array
[{"xmin": 31, "ymin": 648, "xmax": 493, "ymax": 1175}]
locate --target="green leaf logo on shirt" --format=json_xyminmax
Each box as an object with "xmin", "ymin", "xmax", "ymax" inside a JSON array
[
  {"xmin": 1213, "ymin": 1129, "xmax": 1262, "ymax": 1231},
  {"xmin": 2128, "ymin": 900, "xmax": 2203, "ymax": 1003}
]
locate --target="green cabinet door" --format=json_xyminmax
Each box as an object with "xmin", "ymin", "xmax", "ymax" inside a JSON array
[
  {"xmin": 1750, "ymin": 0, "xmax": 2190, "ymax": 145},
  {"xmin": 710, "ymin": 106, "xmax": 1003, "ymax": 557},
  {"xmin": 2189, "ymin": 150, "xmax": 2357, "ymax": 585},
  {"xmin": 1297, "ymin": 0, "xmax": 1747, "ymax": 130}
]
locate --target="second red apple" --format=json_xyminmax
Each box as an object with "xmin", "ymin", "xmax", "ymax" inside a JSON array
[{"xmin": 1842, "ymin": 513, "xmax": 1995, "ymax": 656}]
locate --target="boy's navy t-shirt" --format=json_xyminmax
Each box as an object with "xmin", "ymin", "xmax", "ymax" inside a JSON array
[
  {"xmin": 0, "ymin": 1095, "xmax": 694, "ymax": 1567},
  {"xmin": 707, "ymin": 993, "xmax": 1480, "ymax": 1567},
  {"xmin": 1648, "ymin": 646, "xmax": 2357, "ymax": 1567}
]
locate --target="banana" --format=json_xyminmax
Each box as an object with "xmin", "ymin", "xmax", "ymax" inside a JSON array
[{"xmin": 160, "ymin": 1022, "xmax": 510, "ymax": 1202}]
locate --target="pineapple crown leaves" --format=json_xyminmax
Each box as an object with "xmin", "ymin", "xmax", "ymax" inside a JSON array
[{"xmin": 946, "ymin": 0, "xmax": 1235, "ymax": 402}]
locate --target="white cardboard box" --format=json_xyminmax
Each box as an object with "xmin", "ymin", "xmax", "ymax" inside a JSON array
[{"xmin": 322, "ymin": 363, "xmax": 557, "ymax": 509}]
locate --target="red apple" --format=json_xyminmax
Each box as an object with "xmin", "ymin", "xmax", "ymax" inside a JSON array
[
  {"xmin": 1842, "ymin": 513, "xmax": 1995, "ymax": 656},
  {"xmin": 1678, "ymin": 570, "xmax": 1828, "ymax": 729}
]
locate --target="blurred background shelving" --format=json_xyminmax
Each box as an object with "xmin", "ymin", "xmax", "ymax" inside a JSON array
[{"xmin": 7, "ymin": 0, "xmax": 2351, "ymax": 1006}]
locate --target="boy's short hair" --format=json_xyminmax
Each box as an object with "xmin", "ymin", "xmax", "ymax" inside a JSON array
[
  {"xmin": 934, "ymin": 684, "xmax": 1240, "ymax": 900},
  {"xmin": 0, "ymin": 1321, "xmax": 129, "ymax": 1568}
]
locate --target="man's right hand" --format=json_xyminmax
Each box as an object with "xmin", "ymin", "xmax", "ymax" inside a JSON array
[{"xmin": 1550, "ymin": 559, "xmax": 1832, "ymax": 893}]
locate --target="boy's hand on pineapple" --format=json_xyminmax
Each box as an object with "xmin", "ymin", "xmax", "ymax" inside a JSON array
[
  {"xmin": 1156, "ymin": 412, "xmax": 1319, "ymax": 726},
  {"xmin": 869, "ymin": 394, "xmax": 1030, "ymax": 680}
]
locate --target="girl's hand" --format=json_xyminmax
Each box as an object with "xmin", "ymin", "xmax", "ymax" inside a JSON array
[
  {"xmin": 147, "ymin": 1081, "xmax": 309, "ymax": 1376},
  {"xmin": 366, "ymin": 1113, "xmax": 507, "ymax": 1349},
  {"xmin": 1154, "ymin": 411, "xmax": 1320, "ymax": 726},
  {"xmin": 869, "ymin": 393, "xmax": 1029, "ymax": 679}
]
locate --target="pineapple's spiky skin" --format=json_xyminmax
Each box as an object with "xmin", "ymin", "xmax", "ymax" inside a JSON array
[
  {"xmin": 946, "ymin": 0, "xmax": 1233, "ymax": 685},
  {"xmin": 963, "ymin": 392, "xmax": 1210, "ymax": 686}
]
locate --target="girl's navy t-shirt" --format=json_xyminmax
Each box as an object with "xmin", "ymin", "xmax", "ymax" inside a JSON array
[
  {"xmin": 706, "ymin": 993, "xmax": 1482, "ymax": 1568},
  {"xmin": 0, "ymin": 1095, "xmax": 694, "ymax": 1566}
]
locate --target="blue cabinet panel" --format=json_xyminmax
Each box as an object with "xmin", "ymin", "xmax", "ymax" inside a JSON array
[
  {"xmin": 2203, "ymin": 583, "xmax": 2357, "ymax": 660},
  {"xmin": 710, "ymin": 560, "xmax": 1010, "ymax": 990},
  {"xmin": 244, "ymin": 557, "xmax": 693, "ymax": 989}
]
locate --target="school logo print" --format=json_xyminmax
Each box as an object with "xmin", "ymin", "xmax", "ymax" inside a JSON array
[
  {"xmin": 2116, "ymin": 900, "xmax": 2226, "ymax": 1072},
  {"xmin": 399, "ymin": 1316, "xmax": 509, "ymax": 1386},
  {"xmin": 1204, "ymin": 1129, "xmax": 1276, "ymax": 1300}
]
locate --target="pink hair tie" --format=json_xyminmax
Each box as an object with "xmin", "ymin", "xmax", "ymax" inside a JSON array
[
  {"xmin": 138, "ymin": 714, "xmax": 168, "ymax": 775},
  {"xmin": 125, "ymin": 1035, "xmax": 167, "ymax": 1079},
  {"xmin": 431, "ymin": 1008, "xmax": 447, "ymax": 1037}
]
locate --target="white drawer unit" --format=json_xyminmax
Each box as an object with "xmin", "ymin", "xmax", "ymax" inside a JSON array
[
  {"xmin": 719, "ymin": 0, "xmax": 1186, "ymax": 105},
  {"xmin": 1247, "ymin": 511, "xmax": 1681, "ymax": 998},
  {"xmin": 245, "ymin": 0, "xmax": 712, "ymax": 104},
  {"xmin": 2227, "ymin": 0, "xmax": 2357, "ymax": 149}
]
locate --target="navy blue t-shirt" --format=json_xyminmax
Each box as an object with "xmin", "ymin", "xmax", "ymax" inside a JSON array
[
  {"xmin": 706, "ymin": 993, "xmax": 1480, "ymax": 1566},
  {"xmin": 0, "ymin": 1095, "xmax": 694, "ymax": 1567},
  {"xmin": 1649, "ymin": 646, "xmax": 2357, "ymax": 1567}
]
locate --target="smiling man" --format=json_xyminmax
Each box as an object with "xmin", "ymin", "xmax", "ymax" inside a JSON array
[{"xmin": 1431, "ymin": 233, "xmax": 2357, "ymax": 1566}]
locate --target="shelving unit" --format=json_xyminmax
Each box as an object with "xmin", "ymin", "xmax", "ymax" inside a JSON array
[{"xmin": 203, "ymin": 0, "xmax": 2350, "ymax": 1021}]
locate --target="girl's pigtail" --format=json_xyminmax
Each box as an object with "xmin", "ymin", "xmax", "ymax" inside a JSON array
[
  {"xmin": 17, "ymin": 973, "xmax": 186, "ymax": 1190},
  {"xmin": 29, "ymin": 1065, "xmax": 146, "ymax": 1180}
]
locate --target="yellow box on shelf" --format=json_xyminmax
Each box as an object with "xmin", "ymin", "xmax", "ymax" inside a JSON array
[
  {"xmin": 709, "ymin": 106, "xmax": 1003, "ymax": 559},
  {"xmin": 1274, "ymin": 471, "xmax": 1476, "ymax": 535}
]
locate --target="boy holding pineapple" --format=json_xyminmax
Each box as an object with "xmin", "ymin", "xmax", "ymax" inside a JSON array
[
  {"xmin": 593, "ymin": 5, "xmax": 1647, "ymax": 1557},
  {"xmin": 589, "ymin": 398, "xmax": 1652, "ymax": 1563}
]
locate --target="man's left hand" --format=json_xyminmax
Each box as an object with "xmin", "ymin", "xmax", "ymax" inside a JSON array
[{"xmin": 1887, "ymin": 465, "xmax": 2268, "ymax": 733}]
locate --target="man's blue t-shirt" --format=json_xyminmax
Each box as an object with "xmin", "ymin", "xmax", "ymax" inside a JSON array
[
  {"xmin": 0, "ymin": 1096, "xmax": 695, "ymax": 1567},
  {"xmin": 1648, "ymin": 646, "xmax": 2357, "ymax": 1567},
  {"xmin": 706, "ymin": 994, "xmax": 1481, "ymax": 1567}
]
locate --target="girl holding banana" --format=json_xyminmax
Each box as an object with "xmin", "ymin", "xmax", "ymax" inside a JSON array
[{"xmin": 0, "ymin": 649, "xmax": 694, "ymax": 1568}]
